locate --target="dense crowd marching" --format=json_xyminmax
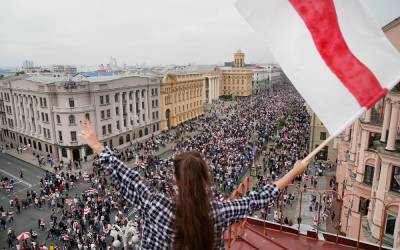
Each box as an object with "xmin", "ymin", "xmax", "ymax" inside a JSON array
[{"xmin": 0, "ymin": 86, "xmax": 331, "ymax": 249}]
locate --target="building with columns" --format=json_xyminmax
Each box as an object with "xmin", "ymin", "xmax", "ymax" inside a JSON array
[
  {"xmin": 335, "ymin": 17, "xmax": 400, "ymax": 249},
  {"xmin": 220, "ymin": 50, "xmax": 253, "ymax": 97},
  {"xmin": 160, "ymin": 72, "xmax": 204, "ymax": 131},
  {"xmin": 0, "ymin": 73, "xmax": 161, "ymax": 163},
  {"xmin": 203, "ymin": 71, "xmax": 220, "ymax": 104}
]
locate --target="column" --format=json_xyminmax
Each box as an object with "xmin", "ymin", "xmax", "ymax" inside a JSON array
[
  {"xmin": 365, "ymin": 109, "xmax": 372, "ymax": 123},
  {"xmin": 368, "ymin": 162, "xmax": 381, "ymax": 222},
  {"xmin": 132, "ymin": 90, "xmax": 138, "ymax": 127},
  {"xmin": 127, "ymin": 92, "xmax": 132, "ymax": 131},
  {"xmin": 119, "ymin": 92, "xmax": 123, "ymax": 132},
  {"xmin": 350, "ymin": 120, "xmax": 359, "ymax": 161},
  {"xmin": 372, "ymin": 161, "xmax": 389, "ymax": 238},
  {"xmin": 386, "ymin": 102, "xmax": 400, "ymax": 151},
  {"xmin": 381, "ymin": 99, "xmax": 392, "ymax": 142},
  {"xmin": 80, "ymin": 146, "xmax": 86, "ymax": 161},
  {"xmin": 344, "ymin": 126, "xmax": 351, "ymax": 141},
  {"xmin": 356, "ymin": 130, "xmax": 368, "ymax": 182}
]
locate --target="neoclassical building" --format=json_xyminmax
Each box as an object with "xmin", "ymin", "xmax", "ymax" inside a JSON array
[
  {"xmin": 220, "ymin": 50, "xmax": 253, "ymax": 97},
  {"xmin": 160, "ymin": 73, "xmax": 204, "ymax": 130},
  {"xmin": 335, "ymin": 17, "xmax": 400, "ymax": 249},
  {"xmin": 0, "ymin": 73, "xmax": 161, "ymax": 162}
]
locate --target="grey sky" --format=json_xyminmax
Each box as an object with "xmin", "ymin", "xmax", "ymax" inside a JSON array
[{"xmin": 0, "ymin": 0, "xmax": 399, "ymax": 67}]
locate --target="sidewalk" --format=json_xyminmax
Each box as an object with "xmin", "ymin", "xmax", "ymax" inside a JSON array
[{"xmin": 5, "ymin": 148, "xmax": 94, "ymax": 174}]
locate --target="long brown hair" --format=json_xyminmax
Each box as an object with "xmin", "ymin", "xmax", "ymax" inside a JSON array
[{"xmin": 173, "ymin": 151, "xmax": 214, "ymax": 250}]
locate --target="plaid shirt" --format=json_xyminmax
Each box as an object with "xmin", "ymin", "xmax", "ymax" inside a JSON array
[{"xmin": 96, "ymin": 148, "xmax": 280, "ymax": 249}]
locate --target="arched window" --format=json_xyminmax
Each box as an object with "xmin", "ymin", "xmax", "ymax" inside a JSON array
[
  {"xmin": 145, "ymin": 128, "xmax": 149, "ymax": 136},
  {"xmin": 38, "ymin": 142, "xmax": 42, "ymax": 151},
  {"xmin": 119, "ymin": 136, "xmax": 124, "ymax": 145},
  {"xmin": 56, "ymin": 115, "xmax": 61, "ymax": 124},
  {"xmin": 139, "ymin": 130, "xmax": 143, "ymax": 137},
  {"xmin": 69, "ymin": 115, "xmax": 75, "ymax": 125},
  {"xmin": 126, "ymin": 134, "xmax": 130, "ymax": 143},
  {"xmin": 33, "ymin": 141, "xmax": 37, "ymax": 149}
]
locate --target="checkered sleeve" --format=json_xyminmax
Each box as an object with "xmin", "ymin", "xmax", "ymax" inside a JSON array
[
  {"xmin": 95, "ymin": 147, "xmax": 152, "ymax": 208},
  {"xmin": 221, "ymin": 184, "xmax": 280, "ymax": 226}
]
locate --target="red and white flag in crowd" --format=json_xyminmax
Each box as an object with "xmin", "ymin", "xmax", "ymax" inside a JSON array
[
  {"xmin": 83, "ymin": 207, "xmax": 91, "ymax": 215},
  {"xmin": 236, "ymin": 0, "xmax": 400, "ymax": 136}
]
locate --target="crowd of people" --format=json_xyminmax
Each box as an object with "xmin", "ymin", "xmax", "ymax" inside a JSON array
[{"xmin": 0, "ymin": 85, "xmax": 326, "ymax": 249}]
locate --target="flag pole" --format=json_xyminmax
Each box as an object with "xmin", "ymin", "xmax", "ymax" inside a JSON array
[{"xmin": 302, "ymin": 135, "xmax": 335, "ymax": 164}]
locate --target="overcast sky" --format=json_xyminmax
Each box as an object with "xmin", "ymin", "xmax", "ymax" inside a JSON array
[{"xmin": 0, "ymin": 0, "xmax": 399, "ymax": 67}]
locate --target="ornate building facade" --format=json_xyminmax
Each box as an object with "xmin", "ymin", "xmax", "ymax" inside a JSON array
[
  {"xmin": 160, "ymin": 73, "xmax": 204, "ymax": 131},
  {"xmin": 220, "ymin": 50, "xmax": 253, "ymax": 97},
  {"xmin": 0, "ymin": 74, "xmax": 161, "ymax": 163},
  {"xmin": 335, "ymin": 18, "xmax": 400, "ymax": 249}
]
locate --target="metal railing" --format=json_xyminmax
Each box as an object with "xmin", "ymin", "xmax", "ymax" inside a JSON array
[{"xmin": 226, "ymin": 178, "xmax": 400, "ymax": 250}]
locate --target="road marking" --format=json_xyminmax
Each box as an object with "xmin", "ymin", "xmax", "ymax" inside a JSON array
[{"xmin": 0, "ymin": 169, "xmax": 32, "ymax": 187}]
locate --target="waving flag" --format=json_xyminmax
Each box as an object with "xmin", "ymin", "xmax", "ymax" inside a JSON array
[{"xmin": 236, "ymin": 0, "xmax": 400, "ymax": 136}]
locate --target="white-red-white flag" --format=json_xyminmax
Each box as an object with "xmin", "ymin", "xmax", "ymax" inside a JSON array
[{"xmin": 236, "ymin": 0, "xmax": 400, "ymax": 136}]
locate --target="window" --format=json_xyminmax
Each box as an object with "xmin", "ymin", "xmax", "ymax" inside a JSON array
[
  {"xmin": 130, "ymin": 104, "xmax": 133, "ymax": 112},
  {"xmin": 107, "ymin": 109, "xmax": 111, "ymax": 118},
  {"xmin": 45, "ymin": 113, "xmax": 49, "ymax": 122},
  {"xmin": 320, "ymin": 132, "xmax": 327, "ymax": 140},
  {"xmin": 126, "ymin": 134, "xmax": 130, "ymax": 142},
  {"xmin": 58, "ymin": 131, "xmax": 63, "ymax": 141},
  {"xmin": 102, "ymin": 125, "xmax": 106, "ymax": 136},
  {"xmin": 358, "ymin": 197, "xmax": 370, "ymax": 216},
  {"xmin": 119, "ymin": 136, "xmax": 124, "ymax": 145},
  {"xmin": 116, "ymin": 107, "xmax": 119, "ymax": 115},
  {"xmin": 115, "ymin": 93, "xmax": 119, "ymax": 102},
  {"xmin": 363, "ymin": 165, "xmax": 374, "ymax": 185},
  {"xmin": 43, "ymin": 98, "xmax": 47, "ymax": 107},
  {"xmin": 141, "ymin": 89, "xmax": 145, "ymax": 98},
  {"xmin": 71, "ymin": 131, "xmax": 77, "ymax": 142},
  {"xmin": 101, "ymin": 110, "xmax": 105, "ymax": 119},
  {"xmin": 41, "ymin": 113, "xmax": 44, "ymax": 121},
  {"xmin": 145, "ymin": 128, "xmax": 148, "ymax": 135},
  {"xmin": 123, "ymin": 119, "xmax": 127, "ymax": 127},
  {"xmin": 385, "ymin": 214, "xmax": 396, "ymax": 236},
  {"xmin": 56, "ymin": 115, "xmax": 61, "ymax": 124},
  {"xmin": 61, "ymin": 148, "xmax": 67, "ymax": 157},
  {"xmin": 100, "ymin": 96, "xmax": 104, "ymax": 105},
  {"xmin": 105, "ymin": 95, "xmax": 110, "ymax": 104},
  {"xmin": 142, "ymin": 102, "xmax": 145, "ymax": 109},
  {"xmin": 142, "ymin": 114, "xmax": 145, "ymax": 121},
  {"xmin": 108, "ymin": 124, "xmax": 112, "ymax": 133},
  {"xmin": 69, "ymin": 115, "xmax": 75, "ymax": 125},
  {"xmin": 116, "ymin": 121, "xmax": 120, "ymax": 130},
  {"xmin": 390, "ymin": 166, "xmax": 400, "ymax": 193},
  {"xmin": 69, "ymin": 98, "xmax": 75, "ymax": 108}
]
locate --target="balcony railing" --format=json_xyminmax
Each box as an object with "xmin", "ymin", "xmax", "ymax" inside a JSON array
[
  {"xmin": 225, "ymin": 177, "xmax": 397, "ymax": 249},
  {"xmin": 52, "ymin": 105, "xmax": 94, "ymax": 113}
]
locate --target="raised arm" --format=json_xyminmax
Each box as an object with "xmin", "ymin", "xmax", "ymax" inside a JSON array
[
  {"xmin": 79, "ymin": 119, "xmax": 151, "ymax": 207},
  {"xmin": 222, "ymin": 160, "xmax": 308, "ymax": 225}
]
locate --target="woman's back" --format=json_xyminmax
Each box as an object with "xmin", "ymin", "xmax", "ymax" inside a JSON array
[{"xmin": 95, "ymin": 147, "xmax": 280, "ymax": 249}]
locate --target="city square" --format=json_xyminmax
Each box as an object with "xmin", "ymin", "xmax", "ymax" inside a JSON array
[{"xmin": 0, "ymin": 0, "xmax": 400, "ymax": 249}]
